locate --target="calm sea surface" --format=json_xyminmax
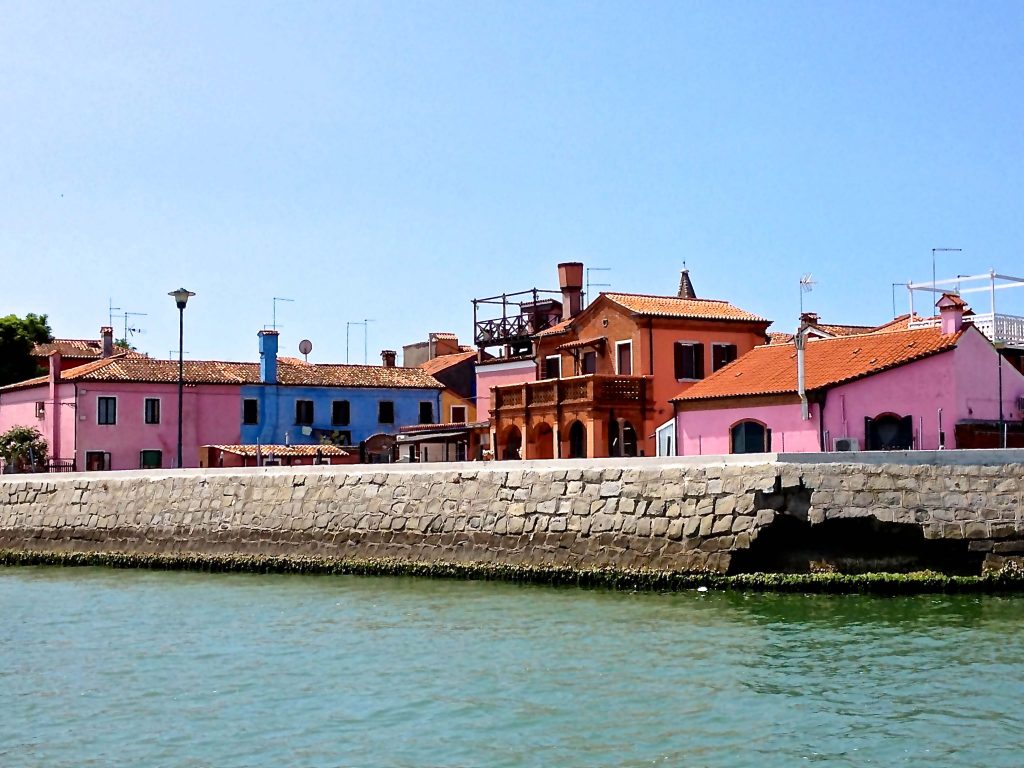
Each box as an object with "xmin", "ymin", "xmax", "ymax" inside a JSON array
[{"xmin": 1, "ymin": 567, "xmax": 1022, "ymax": 768}]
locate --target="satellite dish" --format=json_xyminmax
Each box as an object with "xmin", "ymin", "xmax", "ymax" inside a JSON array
[{"xmin": 298, "ymin": 339, "xmax": 313, "ymax": 361}]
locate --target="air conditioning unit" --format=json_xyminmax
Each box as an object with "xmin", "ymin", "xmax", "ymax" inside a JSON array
[{"xmin": 833, "ymin": 437, "xmax": 860, "ymax": 452}]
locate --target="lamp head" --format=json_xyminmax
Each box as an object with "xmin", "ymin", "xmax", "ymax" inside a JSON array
[{"xmin": 169, "ymin": 288, "xmax": 196, "ymax": 310}]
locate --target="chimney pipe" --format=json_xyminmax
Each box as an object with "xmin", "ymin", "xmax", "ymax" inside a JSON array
[
  {"xmin": 557, "ymin": 262, "xmax": 584, "ymax": 320},
  {"xmin": 796, "ymin": 317, "xmax": 811, "ymax": 421},
  {"xmin": 381, "ymin": 349, "xmax": 397, "ymax": 367},
  {"xmin": 937, "ymin": 293, "xmax": 966, "ymax": 335},
  {"xmin": 100, "ymin": 326, "xmax": 114, "ymax": 358},
  {"xmin": 258, "ymin": 330, "xmax": 279, "ymax": 384}
]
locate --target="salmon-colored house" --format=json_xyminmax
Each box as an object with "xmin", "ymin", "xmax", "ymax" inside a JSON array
[{"xmin": 490, "ymin": 268, "xmax": 771, "ymax": 459}]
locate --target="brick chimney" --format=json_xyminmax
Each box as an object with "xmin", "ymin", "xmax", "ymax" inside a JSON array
[
  {"xmin": 258, "ymin": 330, "xmax": 279, "ymax": 383},
  {"xmin": 937, "ymin": 293, "xmax": 967, "ymax": 335},
  {"xmin": 557, "ymin": 262, "xmax": 584, "ymax": 320},
  {"xmin": 799, "ymin": 312, "xmax": 819, "ymax": 326},
  {"xmin": 100, "ymin": 326, "xmax": 114, "ymax": 358},
  {"xmin": 381, "ymin": 349, "xmax": 397, "ymax": 367}
]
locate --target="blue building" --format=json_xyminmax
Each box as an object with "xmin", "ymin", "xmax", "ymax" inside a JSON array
[{"xmin": 240, "ymin": 331, "xmax": 443, "ymax": 455}]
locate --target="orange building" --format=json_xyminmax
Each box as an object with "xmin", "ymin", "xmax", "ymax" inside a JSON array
[{"xmin": 490, "ymin": 269, "xmax": 771, "ymax": 459}]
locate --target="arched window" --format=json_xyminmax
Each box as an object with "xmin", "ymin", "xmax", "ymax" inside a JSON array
[
  {"xmin": 502, "ymin": 425, "xmax": 522, "ymax": 460},
  {"xmin": 731, "ymin": 420, "xmax": 769, "ymax": 454},
  {"xmin": 568, "ymin": 421, "xmax": 587, "ymax": 458},
  {"xmin": 865, "ymin": 413, "xmax": 913, "ymax": 450}
]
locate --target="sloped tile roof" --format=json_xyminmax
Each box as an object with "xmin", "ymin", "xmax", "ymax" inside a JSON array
[
  {"xmin": 33, "ymin": 339, "xmax": 148, "ymax": 359},
  {"xmin": 672, "ymin": 326, "xmax": 965, "ymax": 402},
  {"xmin": 533, "ymin": 318, "xmax": 573, "ymax": 338},
  {"xmin": 418, "ymin": 350, "xmax": 476, "ymax": 376},
  {"xmin": 2, "ymin": 355, "xmax": 443, "ymax": 391},
  {"xmin": 206, "ymin": 444, "xmax": 351, "ymax": 458},
  {"xmin": 603, "ymin": 293, "xmax": 769, "ymax": 323},
  {"xmin": 276, "ymin": 362, "xmax": 442, "ymax": 389}
]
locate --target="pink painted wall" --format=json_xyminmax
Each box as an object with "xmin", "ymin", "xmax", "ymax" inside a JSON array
[
  {"xmin": 677, "ymin": 402, "xmax": 820, "ymax": 456},
  {"xmin": 821, "ymin": 349, "xmax": 957, "ymax": 450},
  {"xmin": 954, "ymin": 327, "xmax": 1024, "ymax": 424},
  {"xmin": 0, "ymin": 383, "xmax": 78, "ymax": 462},
  {"xmin": 674, "ymin": 327, "xmax": 1024, "ymax": 455},
  {"xmin": 75, "ymin": 382, "xmax": 242, "ymax": 470},
  {"xmin": 476, "ymin": 360, "xmax": 537, "ymax": 419}
]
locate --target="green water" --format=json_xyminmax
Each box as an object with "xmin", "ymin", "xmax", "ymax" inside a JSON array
[{"xmin": 1, "ymin": 568, "xmax": 1022, "ymax": 767}]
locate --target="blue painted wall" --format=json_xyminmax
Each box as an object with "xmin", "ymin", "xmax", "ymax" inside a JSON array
[{"xmin": 239, "ymin": 384, "xmax": 442, "ymax": 446}]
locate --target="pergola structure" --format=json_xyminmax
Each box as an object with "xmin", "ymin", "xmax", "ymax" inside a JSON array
[{"xmin": 907, "ymin": 270, "xmax": 1024, "ymax": 350}]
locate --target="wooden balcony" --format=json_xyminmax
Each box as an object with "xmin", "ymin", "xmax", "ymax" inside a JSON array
[{"xmin": 492, "ymin": 375, "xmax": 651, "ymax": 412}]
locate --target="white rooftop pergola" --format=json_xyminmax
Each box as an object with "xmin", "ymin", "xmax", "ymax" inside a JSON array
[{"xmin": 907, "ymin": 270, "xmax": 1024, "ymax": 349}]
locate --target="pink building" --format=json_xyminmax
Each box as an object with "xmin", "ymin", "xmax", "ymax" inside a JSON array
[
  {"xmin": 672, "ymin": 298, "xmax": 1024, "ymax": 454},
  {"xmin": 0, "ymin": 353, "xmax": 246, "ymax": 471}
]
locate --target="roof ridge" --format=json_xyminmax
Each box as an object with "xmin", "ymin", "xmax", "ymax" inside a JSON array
[{"xmin": 604, "ymin": 291, "xmax": 731, "ymax": 303}]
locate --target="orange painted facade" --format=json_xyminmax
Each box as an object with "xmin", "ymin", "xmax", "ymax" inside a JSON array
[{"xmin": 491, "ymin": 292, "xmax": 770, "ymax": 459}]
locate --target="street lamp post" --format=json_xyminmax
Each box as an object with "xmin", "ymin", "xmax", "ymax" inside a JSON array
[{"xmin": 168, "ymin": 288, "xmax": 196, "ymax": 468}]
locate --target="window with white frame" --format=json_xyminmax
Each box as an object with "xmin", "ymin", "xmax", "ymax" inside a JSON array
[
  {"xmin": 97, "ymin": 397, "xmax": 117, "ymax": 425},
  {"xmin": 615, "ymin": 341, "xmax": 632, "ymax": 375},
  {"xmin": 544, "ymin": 355, "xmax": 561, "ymax": 379}
]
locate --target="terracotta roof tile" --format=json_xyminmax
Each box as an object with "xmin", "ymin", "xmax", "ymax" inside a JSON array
[
  {"xmin": 672, "ymin": 326, "xmax": 965, "ymax": 402},
  {"xmin": 1, "ymin": 355, "xmax": 443, "ymax": 391},
  {"xmin": 555, "ymin": 336, "xmax": 607, "ymax": 352},
  {"xmin": 418, "ymin": 350, "xmax": 476, "ymax": 376},
  {"xmin": 33, "ymin": 339, "xmax": 148, "ymax": 359},
  {"xmin": 533, "ymin": 318, "xmax": 573, "ymax": 338},
  {"xmin": 603, "ymin": 293, "xmax": 769, "ymax": 323},
  {"xmin": 206, "ymin": 444, "xmax": 351, "ymax": 457}
]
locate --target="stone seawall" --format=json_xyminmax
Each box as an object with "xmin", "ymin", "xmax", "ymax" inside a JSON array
[{"xmin": 2, "ymin": 452, "xmax": 1023, "ymax": 575}]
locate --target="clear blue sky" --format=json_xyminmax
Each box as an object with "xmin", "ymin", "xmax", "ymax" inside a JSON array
[{"xmin": 3, "ymin": 1, "xmax": 1022, "ymax": 364}]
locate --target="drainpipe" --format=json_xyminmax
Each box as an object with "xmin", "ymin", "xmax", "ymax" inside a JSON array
[
  {"xmin": 815, "ymin": 391, "xmax": 823, "ymax": 450},
  {"xmin": 796, "ymin": 324, "xmax": 809, "ymax": 420},
  {"xmin": 937, "ymin": 408, "xmax": 944, "ymax": 449}
]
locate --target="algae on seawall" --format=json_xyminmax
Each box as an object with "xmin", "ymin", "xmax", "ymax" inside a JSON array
[{"xmin": 3, "ymin": 549, "xmax": 1024, "ymax": 594}]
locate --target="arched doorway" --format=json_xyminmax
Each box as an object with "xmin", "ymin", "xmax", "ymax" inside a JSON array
[
  {"xmin": 567, "ymin": 420, "xmax": 587, "ymax": 459},
  {"xmin": 502, "ymin": 425, "xmax": 523, "ymax": 460},
  {"xmin": 730, "ymin": 420, "xmax": 769, "ymax": 454},
  {"xmin": 532, "ymin": 422, "xmax": 555, "ymax": 460},
  {"xmin": 866, "ymin": 413, "xmax": 913, "ymax": 450},
  {"xmin": 608, "ymin": 420, "xmax": 638, "ymax": 457}
]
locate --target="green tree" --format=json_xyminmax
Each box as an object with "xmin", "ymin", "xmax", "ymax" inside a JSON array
[
  {"xmin": 0, "ymin": 313, "xmax": 53, "ymax": 386},
  {"xmin": 0, "ymin": 425, "xmax": 48, "ymax": 472},
  {"xmin": 114, "ymin": 337, "xmax": 137, "ymax": 351}
]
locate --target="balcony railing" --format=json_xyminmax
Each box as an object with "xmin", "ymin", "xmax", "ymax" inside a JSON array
[
  {"xmin": 492, "ymin": 375, "xmax": 651, "ymax": 412},
  {"xmin": 909, "ymin": 312, "xmax": 1024, "ymax": 348}
]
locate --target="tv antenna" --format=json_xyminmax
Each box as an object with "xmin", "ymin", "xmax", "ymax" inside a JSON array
[
  {"xmin": 346, "ymin": 319, "xmax": 376, "ymax": 363},
  {"xmin": 120, "ymin": 311, "xmax": 147, "ymax": 345},
  {"xmin": 272, "ymin": 297, "xmax": 294, "ymax": 331},
  {"xmin": 799, "ymin": 273, "xmax": 816, "ymax": 315},
  {"xmin": 108, "ymin": 298, "xmax": 122, "ymax": 328},
  {"xmin": 931, "ymin": 248, "xmax": 962, "ymax": 293},
  {"xmin": 585, "ymin": 267, "xmax": 611, "ymax": 306}
]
